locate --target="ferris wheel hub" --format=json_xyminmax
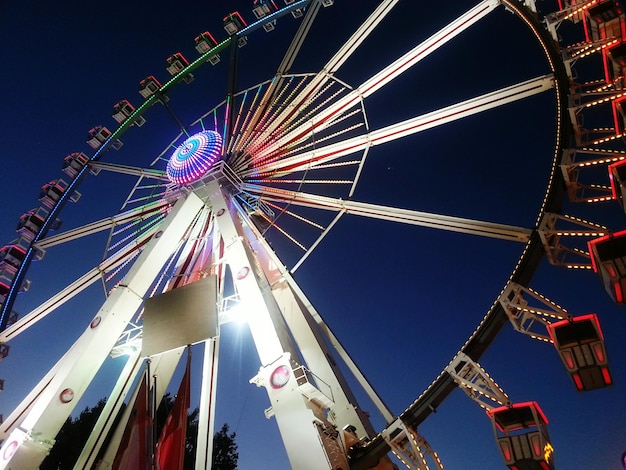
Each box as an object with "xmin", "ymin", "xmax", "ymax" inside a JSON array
[{"xmin": 166, "ymin": 130, "xmax": 223, "ymax": 185}]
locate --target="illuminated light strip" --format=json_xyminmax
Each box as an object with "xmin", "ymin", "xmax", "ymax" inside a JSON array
[
  {"xmin": 125, "ymin": 191, "xmax": 170, "ymax": 206},
  {"xmin": 554, "ymin": 231, "xmax": 607, "ymax": 236},
  {"xmin": 592, "ymin": 133, "xmax": 624, "ymax": 144},
  {"xmin": 249, "ymin": 179, "xmax": 353, "ymax": 184},
  {"xmin": 230, "ymin": 83, "xmax": 270, "ymax": 156},
  {"xmin": 231, "ymin": 83, "xmax": 269, "ymax": 154},
  {"xmin": 248, "ymin": 75, "xmax": 554, "ymax": 176},
  {"xmin": 523, "ymin": 286, "xmax": 568, "ymax": 313},
  {"xmin": 249, "ymin": 85, "xmax": 348, "ymax": 166},
  {"xmin": 245, "ymin": 0, "xmax": 401, "ymax": 156},
  {"xmin": 574, "ymin": 156, "xmax": 625, "ymax": 166},
  {"xmin": 582, "ymin": 78, "xmax": 610, "ymax": 87},
  {"xmin": 571, "ymin": 39, "xmax": 619, "ymax": 58},
  {"xmin": 104, "ymin": 250, "xmax": 141, "ymax": 283},
  {"xmin": 266, "ymin": 160, "xmax": 361, "ymax": 177},
  {"xmin": 583, "ymin": 196, "xmax": 614, "ymax": 203},
  {"xmin": 108, "ymin": 215, "xmax": 166, "ymax": 251},
  {"xmin": 240, "ymin": 76, "xmax": 308, "ymax": 154},
  {"xmin": 110, "ymin": 207, "xmax": 168, "ymax": 238},
  {"xmin": 226, "ymin": 88, "xmax": 251, "ymax": 155},
  {"xmin": 222, "ymin": 96, "xmax": 230, "ymax": 154},
  {"xmin": 287, "ymin": 121, "xmax": 366, "ymax": 160},
  {"xmin": 263, "ymin": 201, "xmax": 325, "ymax": 230},
  {"xmin": 252, "ymin": 0, "xmax": 500, "ymax": 162},
  {"xmin": 583, "ymin": 92, "xmax": 625, "ymax": 107},
  {"xmin": 244, "ymin": 76, "xmax": 318, "ymax": 156},
  {"xmin": 253, "ymin": 119, "xmax": 365, "ymax": 171},
  {"xmin": 305, "ymin": 159, "xmax": 361, "ymax": 170},
  {"xmin": 233, "ymin": 77, "xmax": 280, "ymax": 154},
  {"xmin": 580, "ymin": 146, "xmax": 626, "ymax": 153},
  {"xmin": 562, "ymin": 0, "xmax": 598, "ymax": 20},
  {"xmin": 248, "ymin": 80, "xmax": 346, "ymax": 160},
  {"xmin": 562, "ymin": 213, "xmax": 607, "ymax": 229},
  {"xmin": 257, "ymin": 213, "xmax": 306, "ymax": 251}
]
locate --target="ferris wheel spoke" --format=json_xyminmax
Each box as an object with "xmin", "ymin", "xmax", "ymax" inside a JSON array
[
  {"xmin": 291, "ymin": 209, "xmax": 345, "ymax": 273},
  {"xmin": 251, "ymin": 0, "xmax": 500, "ymax": 161},
  {"xmin": 34, "ymin": 199, "xmax": 172, "ymax": 250},
  {"xmin": 244, "ymin": 0, "xmax": 401, "ymax": 155},
  {"xmin": 88, "ymin": 162, "xmax": 169, "ymax": 181},
  {"xmin": 245, "ymin": 185, "xmax": 532, "ymax": 242},
  {"xmin": 233, "ymin": 1, "xmax": 324, "ymax": 151},
  {"xmin": 228, "ymin": 84, "xmax": 265, "ymax": 154},
  {"xmin": 366, "ymin": 73, "xmax": 556, "ymax": 145},
  {"xmin": 247, "ymin": 74, "xmax": 555, "ymax": 176},
  {"xmin": 0, "ymin": 225, "xmax": 161, "ymax": 343}
]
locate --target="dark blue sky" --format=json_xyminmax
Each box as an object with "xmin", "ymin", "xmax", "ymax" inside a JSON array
[{"xmin": 2, "ymin": 1, "xmax": 626, "ymax": 469}]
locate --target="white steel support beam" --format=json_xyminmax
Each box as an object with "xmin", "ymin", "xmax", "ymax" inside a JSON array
[
  {"xmin": 95, "ymin": 347, "xmax": 185, "ymax": 470},
  {"xmin": 239, "ymin": 205, "xmax": 394, "ymax": 426},
  {"xmin": 34, "ymin": 199, "xmax": 171, "ymax": 250},
  {"xmin": 200, "ymin": 181, "xmax": 339, "ymax": 470},
  {"xmin": 195, "ymin": 338, "xmax": 220, "ymax": 470},
  {"xmin": 202, "ymin": 182, "xmax": 285, "ymax": 364},
  {"xmin": 498, "ymin": 282, "xmax": 569, "ymax": 343},
  {"xmin": 538, "ymin": 212, "xmax": 606, "ymax": 268},
  {"xmin": 0, "ymin": 193, "xmax": 204, "ymax": 470},
  {"xmin": 248, "ymin": 74, "xmax": 555, "ymax": 176},
  {"xmin": 446, "ymin": 353, "xmax": 510, "ymax": 411},
  {"xmin": 72, "ymin": 350, "xmax": 143, "ymax": 470},
  {"xmin": 381, "ymin": 419, "xmax": 443, "ymax": 470},
  {"xmin": 1, "ymin": 224, "xmax": 161, "ymax": 343},
  {"xmin": 240, "ymin": 213, "xmax": 377, "ymax": 439},
  {"xmin": 250, "ymin": 0, "xmax": 501, "ymax": 161},
  {"xmin": 88, "ymin": 161, "xmax": 169, "ymax": 180},
  {"xmin": 245, "ymin": 185, "xmax": 532, "ymax": 242}
]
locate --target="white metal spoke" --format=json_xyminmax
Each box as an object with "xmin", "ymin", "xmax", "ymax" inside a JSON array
[
  {"xmin": 0, "ymin": 224, "xmax": 161, "ymax": 343},
  {"xmin": 233, "ymin": 1, "xmax": 324, "ymax": 152},
  {"xmin": 88, "ymin": 162, "xmax": 169, "ymax": 180},
  {"xmin": 247, "ymin": 74, "xmax": 555, "ymax": 177},
  {"xmin": 244, "ymin": 0, "xmax": 401, "ymax": 156},
  {"xmin": 245, "ymin": 185, "xmax": 532, "ymax": 242},
  {"xmin": 249, "ymin": 0, "xmax": 500, "ymax": 161},
  {"xmin": 35, "ymin": 199, "xmax": 172, "ymax": 249}
]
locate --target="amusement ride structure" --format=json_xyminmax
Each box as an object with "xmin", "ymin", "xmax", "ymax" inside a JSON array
[{"xmin": 1, "ymin": 0, "xmax": 626, "ymax": 468}]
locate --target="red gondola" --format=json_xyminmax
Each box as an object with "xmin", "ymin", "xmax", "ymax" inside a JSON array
[
  {"xmin": 487, "ymin": 402, "xmax": 554, "ymax": 470},
  {"xmin": 547, "ymin": 314, "xmax": 612, "ymax": 390},
  {"xmin": 588, "ymin": 230, "xmax": 626, "ymax": 303}
]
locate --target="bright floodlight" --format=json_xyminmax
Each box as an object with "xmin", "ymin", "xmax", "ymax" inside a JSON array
[{"xmin": 166, "ymin": 130, "xmax": 222, "ymax": 185}]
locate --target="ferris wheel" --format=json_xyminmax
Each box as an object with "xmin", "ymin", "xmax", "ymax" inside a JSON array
[{"xmin": 0, "ymin": 0, "xmax": 626, "ymax": 468}]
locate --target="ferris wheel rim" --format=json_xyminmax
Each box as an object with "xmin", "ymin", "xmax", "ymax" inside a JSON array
[{"xmin": 0, "ymin": 1, "xmax": 580, "ymax": 468}]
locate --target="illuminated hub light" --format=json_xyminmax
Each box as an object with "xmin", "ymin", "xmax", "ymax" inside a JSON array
[{"xmin": 166, "ymin": 131, "xmax": 222, "ymax": 185}]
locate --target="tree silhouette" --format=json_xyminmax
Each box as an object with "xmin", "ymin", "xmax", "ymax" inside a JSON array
[
  {"xmin": 40, "ymin": 399, "xmax": 107, "ymax": 470},
  {"xmin": 211, "ymin": 423, "xmax": 238, "ymax": 470},
  {"xmin": 40, "ymin": 397, "xmax": 238, "ymax": 469}
]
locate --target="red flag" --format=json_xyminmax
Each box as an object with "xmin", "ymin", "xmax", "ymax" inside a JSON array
[
  {"xmin": 155, "ymin": 353, "xmax": 191, "ymax": 470},
  {"xmin": 113, "ymin": 374, "xmax": 151, "ymax": 470}
]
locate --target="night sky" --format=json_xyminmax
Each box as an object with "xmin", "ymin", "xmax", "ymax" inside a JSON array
[{"xmin": 1, "ymin": 1, "xmax": 626, "ymax": 469}]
